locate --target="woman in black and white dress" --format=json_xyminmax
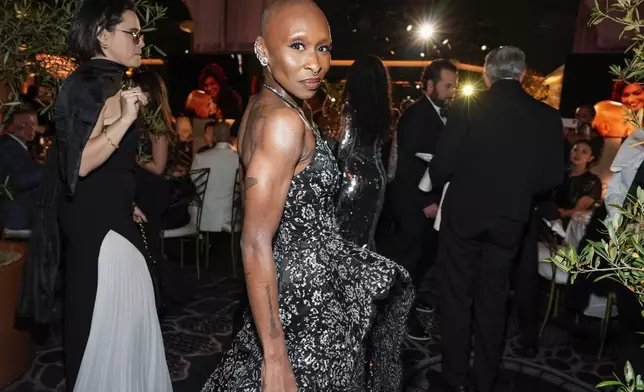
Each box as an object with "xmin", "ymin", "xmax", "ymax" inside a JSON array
[{"xmin": 23, "ymin": 1, "xmax": 173, "ymax": 391}]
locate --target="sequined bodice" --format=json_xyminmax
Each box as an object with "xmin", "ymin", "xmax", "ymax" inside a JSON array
[{"xmin": 275, "ymin": 127, "xmax": 341, "ymax": 250}]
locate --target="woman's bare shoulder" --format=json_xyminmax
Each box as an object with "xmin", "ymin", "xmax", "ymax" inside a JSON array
[{"xmin": 240, "ymin": 98, "xmax": 306, "ymax": 165}]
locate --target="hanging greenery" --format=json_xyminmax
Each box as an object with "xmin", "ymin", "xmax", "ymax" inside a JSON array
[
  {"xmin": 589, "ymin": 0, "xmax": 644, "ymax": 130},
  {"xmin": 0, "ymin": 0, "xmax": 167, "ymax": 123}
]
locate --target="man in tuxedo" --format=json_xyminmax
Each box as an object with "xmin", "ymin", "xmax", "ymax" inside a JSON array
[
  {"xmin": 387, "ymin": 59, "xmax": 458, "ymax": 340},
  {"xmin": 429, "ymin": 46, "xmax": 563, "ymax": 392},
  {"xmin": 0, "ymin": 106, "xmax": 42, "ymax": 229}
]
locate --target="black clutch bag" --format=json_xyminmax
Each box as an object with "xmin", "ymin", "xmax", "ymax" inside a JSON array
[{"xmin": 136, "ymin": 219, "xmax": 166, "ymax": 318}]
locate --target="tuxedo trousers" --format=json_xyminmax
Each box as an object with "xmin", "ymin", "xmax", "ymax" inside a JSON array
[
  {"xmin": 513, "ymin": 210, "xmax": 539, "ymax": 348},
  {"xmin": 439, "ymin": 215, "xmax": 525, "ymax": 391}
]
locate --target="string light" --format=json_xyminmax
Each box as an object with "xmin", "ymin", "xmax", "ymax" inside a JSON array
[
  {"xmin": 462, "ymin": 84, "xmax": 475, "ymax": 96},
  {"xmin": 418, "ymin": 24, "xmax": 434, "ymax": 39},
  {"xmin": 406, "ymin": 24, "xmax": 413, "ymax": 32}
]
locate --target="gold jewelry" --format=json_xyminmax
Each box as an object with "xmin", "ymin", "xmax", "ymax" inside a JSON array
[{"xmin": 102, "ymin": 129, "xmax": 119, "ymax": 149}]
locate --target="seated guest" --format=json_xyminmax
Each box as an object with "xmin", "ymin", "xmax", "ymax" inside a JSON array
[
  {"xmin": 197, "ymin": 121, "xmax": 218, "ymax": 153},
  {"xmin": 191, "ymin": 121, "xmax": 239, "ymax": 232},
  {"xmin": 564, "ymin": 133, "xmax": 644, "ymax": 333},
  {"xmin": 555, "ymin": 139, "xmax": 602, "ymax": 226},
  {"xmin": 0, "ymin": 106, "xmax": 42, "ymax": 229},
  {"xmin": 565, "ymin": 105, "xmax": 604, "ymax": 165}
]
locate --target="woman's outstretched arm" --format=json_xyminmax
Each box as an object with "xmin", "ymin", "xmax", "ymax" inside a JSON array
[{"xmin": 240, "ymin": 108, "xmax": 305, "ymax": 361}]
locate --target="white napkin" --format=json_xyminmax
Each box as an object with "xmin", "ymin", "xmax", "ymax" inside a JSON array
[
  {"xmin": 416, "ymin": 153, "xmax": 434, "ymax": 192},
  {"xmin": 542, "ymin": 218, "xmax": 567, "ymax": 239},
  {"xmin": 434, "ymin": 183, "xmax": 449, "ymax": 231}
]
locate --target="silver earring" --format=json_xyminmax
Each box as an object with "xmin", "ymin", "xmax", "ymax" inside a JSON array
[{"xmin": 254, "ymin": 41, "xmax": 268, "ymax": 67}]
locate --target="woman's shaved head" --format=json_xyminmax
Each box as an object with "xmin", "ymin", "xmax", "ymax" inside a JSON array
[
  {"xmin": 255, "ymin": 0, "xmax": 332, "ymax": 100},
  {"xmin": 261, "ymin": 0, "xmax": 324, "ymax": 36}
]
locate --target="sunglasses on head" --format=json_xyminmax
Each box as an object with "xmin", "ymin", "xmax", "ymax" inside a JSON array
[{"xmin": 115, "ymin": 29, "xmax": 143, "ymax": 44}]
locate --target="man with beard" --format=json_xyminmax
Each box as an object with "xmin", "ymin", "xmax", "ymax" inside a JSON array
[{"xmin": 385, "ymin": 59, "xmax": 458, "ymax": 340}]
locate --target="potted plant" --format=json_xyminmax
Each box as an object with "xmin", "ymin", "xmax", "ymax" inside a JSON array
[
  {"xmin": 0, "ymin": 175, "xmax": 30, "ymax": 388},
  {"xmin": 0, "ymin": 240, "xmax": 31, "ymax": 388}
]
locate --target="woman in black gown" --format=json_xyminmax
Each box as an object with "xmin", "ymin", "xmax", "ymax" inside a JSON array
[
  {"xmin": 335, "ymin": 55, "xmax": 393, "ymax": 250},
  {"xmin": 20, "ymin": 2, "xmax": 172, "ymax": 391},
  {"xmin": 201, "ymin": 1, "xmax": 412, "ymax": 391}
]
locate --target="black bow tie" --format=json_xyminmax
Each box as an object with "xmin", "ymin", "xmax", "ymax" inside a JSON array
[{"xmin": 440, "ymin": 108, "xmax": 448, "ymax": 119}]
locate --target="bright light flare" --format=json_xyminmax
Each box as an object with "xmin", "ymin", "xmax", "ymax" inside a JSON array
[
  {"xmin": 462, "ymin": 84, "xmax": 475, "ymax": 96},
  {"xmin": 418, "ymin": 24, "xmax": 435, "ymax": 39},
  {"xmin": 406, "ymin": 24, "xmax": 413, "ymax": 32}
]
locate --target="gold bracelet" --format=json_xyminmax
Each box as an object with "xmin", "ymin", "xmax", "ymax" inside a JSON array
[{"xmin": 102, "ymin": 129, "xmax": 119, "ymax": 149}]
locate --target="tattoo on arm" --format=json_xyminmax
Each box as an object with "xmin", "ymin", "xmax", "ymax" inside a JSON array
[
  {"xmin": 245, "ymin": 177, "xmax": 259, "ymax": 190},
  {"xmin": 265, "ymin": 285, "xmax": 280, "ymax": 339},
  {"xmin": 244, "ymin": 177, "xmax": 259, "ymax": 203}
]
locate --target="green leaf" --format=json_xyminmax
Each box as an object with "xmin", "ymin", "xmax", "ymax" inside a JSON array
[
  {"xmin": 626, "ymin": 361, "xmax": 635, "ymax": 384},
  {"xmin": 596, "ymin": 380, "xmax": 624, "ymax": 387},
  {"xmin": 153, "ymin": 45, "xmax": 166, "ymax": 57}
]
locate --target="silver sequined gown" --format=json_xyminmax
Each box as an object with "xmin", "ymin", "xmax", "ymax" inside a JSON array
[
  {"xmin": 335, "ymin": 104, "xmax": 387, "ymax": 250},
  {"xmin": 201, "ymin": 97, "xmax": 413, "ymax": 392}
]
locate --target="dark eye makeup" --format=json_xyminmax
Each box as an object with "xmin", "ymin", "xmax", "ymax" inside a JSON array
[{"xmin": 289, "ymin": 41, "xmax": 332, "ymax": 52}]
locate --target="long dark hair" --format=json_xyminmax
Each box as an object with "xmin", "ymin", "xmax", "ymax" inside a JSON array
[
  {"xmin": 131, "ymin": 69, "xmax": 175, "ymax": 138},
  {"xmin": 343, "ymin": 55, "xmax": 392, "ymax": 144}
]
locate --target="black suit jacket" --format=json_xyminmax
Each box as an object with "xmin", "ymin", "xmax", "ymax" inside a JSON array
[
  {"xmin": 430, "ymin": 79, "xmax": 564, "ymax": 237},
  {"xmin": 0, "ymin": 134, "xmax": 42, "ymax": 195},
  {"xmin": 389, "ymin": 97, "xmax": 446, "ymax": 230}
]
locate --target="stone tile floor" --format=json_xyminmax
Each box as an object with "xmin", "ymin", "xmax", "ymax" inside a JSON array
[{"xmin": 2, "ymin": 262, "xmax": 619, "ymax": 392}]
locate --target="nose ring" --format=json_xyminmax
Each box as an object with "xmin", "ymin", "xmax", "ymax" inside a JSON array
[{"xmin": 313, "ymin": 70, "xmax": 319, "ymax": 76}]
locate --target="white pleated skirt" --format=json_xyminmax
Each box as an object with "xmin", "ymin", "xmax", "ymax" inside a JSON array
[{"xmin": 73, "ymin": 230, "xmax": 173, "ymax": 392}]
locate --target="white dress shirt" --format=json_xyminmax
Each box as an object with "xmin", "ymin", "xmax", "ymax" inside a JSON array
[
  {"xmin": 422, "ymin": 95, "xmax": 448, "ymax": 230},
  {"xmin": 191, "ymin": 142, "xmax": 240, "ymax": 232}
]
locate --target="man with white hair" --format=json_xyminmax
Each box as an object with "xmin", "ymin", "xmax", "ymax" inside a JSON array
[{"xmin": 429, "ymin": 46, "xmax": 564, "ymax": 392}]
